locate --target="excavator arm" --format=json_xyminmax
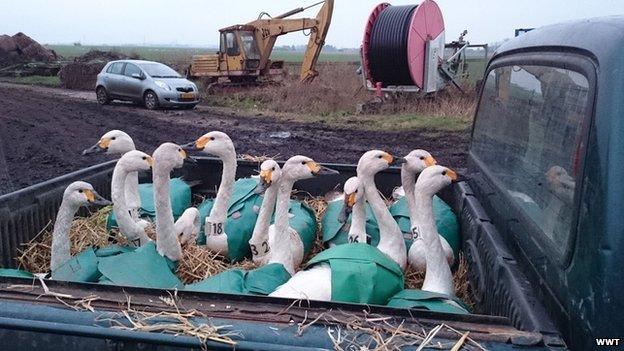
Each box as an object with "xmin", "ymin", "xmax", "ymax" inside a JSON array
[{"xmin": 247, "ymin": 0, "xmax": 334, "ymax": 82}]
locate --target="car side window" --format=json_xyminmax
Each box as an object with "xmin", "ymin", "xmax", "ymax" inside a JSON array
[
  {"xmin": 472, "ymin": 64, "xmax": 590, "ymax": 256},
  {"xmin": 124, "ymin": 63, "xmax": 141, "ymax": 78},
  {"xmin": 225, "ymin": 32, "xmax": 239, "ymax": 56},
  {"xmin": 106, "ymin": 62, "xmax": 125, "ymax": 75}
]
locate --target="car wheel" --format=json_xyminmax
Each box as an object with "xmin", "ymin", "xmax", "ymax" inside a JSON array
[
  {"xmin": 96, "ymin": 86, "xmax": 110, "ymax": 105},
  {"xmin": 143, "ymin": 90, "xmax": 159, "ymax": 110}
]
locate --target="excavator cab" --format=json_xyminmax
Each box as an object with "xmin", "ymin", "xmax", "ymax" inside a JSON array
[{"xmin": 219, "ymin": 26, "xmax": 261, "ymax": 77}]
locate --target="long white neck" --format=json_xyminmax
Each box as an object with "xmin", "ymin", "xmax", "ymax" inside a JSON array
[
  {"xmin": 270, "ymin": 178, "xmax": 296, "ymax": 272},
  {"xmin": 348, "ymin": 196, "xmax": 367, "ymax": 244},
  {"xmin": 50, "ymin": 199, "xmax": 79, "ymax": 272},
  {"xmin": 249, "ymin": 183, "xmax": 278, "ymax": 247},
  {"xmin": 361, "ymin": 174, "xmax": 407, "ymax": 269},
  {"xmin": 413, "ymin": 188, "xmax": 455, "ymax": 296},
  {"xmin": 153, "ymin": 165, "xmax": 182, "ymax": 261},
  {"xmin": 112, "ymin": 166, "xmax": 150, "ymax": 246},
  {"xmin": 124, "ymin": 171, "xmax": 141, "ymax": 211},
  {"xmin": 401, "ymin": 167, "xmax": 417, "ymax": 219},
  {"xmin": 210, "ymin": 151, "xmax": 237, "ymax": 222}
]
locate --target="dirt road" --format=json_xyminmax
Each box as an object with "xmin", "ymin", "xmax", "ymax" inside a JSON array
[{"xmin": 0, "ymin": 83, "xmax": 469, "ymax": 195}]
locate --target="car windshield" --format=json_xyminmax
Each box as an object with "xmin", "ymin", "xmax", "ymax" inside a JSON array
[{"xmin": 138, "ymin": 63, "xmax": 181, "ymax": 78}]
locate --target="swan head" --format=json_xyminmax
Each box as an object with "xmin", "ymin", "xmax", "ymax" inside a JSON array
[
  {"xmin": 182, "ymin": 131, "xmax": 235, "ymax": 158},
  {"xmin": 415, "ymin": 165, "xmax": 459, "ymax": 195},
  {"xmin": 402, "ymin": 149, "xmax": 436, "ymax": 174},
  {"xmin": 117, "ymin": 150, "xmax": 154, "ymax": 173},
  {"xmin": 255, "ymin": 159, "xmax": 282, "ymax": 194},
  {"xmin": 282, "ymin": 155, "xmax": 338, "ymax": 182},
  {"xmin": 63, "ymin": 181, "xmax": 111, "ymax": 207},
  {"xmin": 356, "ymin": 150, "xmax": 394, "ymax": 177},
  {"xmin": 153, "ymin": 143, "xmax": 190, "ymax": 171},
  {"xmin": 338, "ymin": 177, "xmax": 362, "ymax": 223},
  {"xmin": 83, "ymin": 130, "xmax": 135, "ymax": 155}
]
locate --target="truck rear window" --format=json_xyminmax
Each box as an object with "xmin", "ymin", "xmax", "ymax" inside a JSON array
[{"xmin": 472, "ymin": 64, "xmax": 589, "ymax": 255}]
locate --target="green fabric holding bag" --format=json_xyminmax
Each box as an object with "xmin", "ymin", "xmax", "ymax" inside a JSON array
[
  {"xmin": 185, "ymin": 263, "xmax": 291, "ymax": 295},
  {"xmin": 306, "ymin": 243, "xmax": 404, "ymax": 305},
  {"xmin": 196, "ymin": 178, "xmax": 261, "ymax": 262},
  {"xmin": 387, "ymin": 289, "xmax": 470, "ymax": 314},
  {"xmin": 97, "ymin": 241, "xmax": 183, "ymax": 290},
  {"xmin": 51, "ymin": 245, "xmax": 137, "ymax": 283},
  {"xmin": 322, "ymin": 195, "xmax": 460, "ymax": 259},
  {"xmin": 282, "ymin": 201, "xmax": 317, "ymax": 257},
  {"xmin": 0, "ymin": 268, "xmax": 34, "ymax": 279},
  {"xmin": 106, "ymin": 178, "xmax": 192, "ymax": 230}
]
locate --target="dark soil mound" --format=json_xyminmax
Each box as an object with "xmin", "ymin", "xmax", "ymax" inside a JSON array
[
  {"xmin": 0, "ymin": 33, "xmax": 57, "ymax": 67},
  {"xmin": 59, "ymin": 50, "xmax": 139, "ymax": 90}
]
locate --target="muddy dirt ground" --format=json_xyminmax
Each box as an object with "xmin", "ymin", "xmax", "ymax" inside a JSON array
[{"xmin": 0, "ymin": 83, "xmax": 469, "ymax": 195}]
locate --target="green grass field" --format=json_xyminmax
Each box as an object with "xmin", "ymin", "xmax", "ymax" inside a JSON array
[{"xmin": 47, "ymin": 45, "xmax": 360, "ymax": 63}]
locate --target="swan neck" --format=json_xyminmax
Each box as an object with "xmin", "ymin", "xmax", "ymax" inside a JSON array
[
  {"xmin": 211, "ymin": 152, "xmax": 237, "ymax": 222},
  {"xmin": 50, "ymin": 199, "xmax": 78, "ymax": 272},
  {"xmin": 153, "ymin": 166, "xmax": 182, "ymax": 261},
  {"xmin": 349, "ymin": 199, "xmax": 367, "ymax": 242},
  {"xmin": 112, "ymin": 165, "xmax": 147, "ymax": 244},
  {"xmin": 414, "ymin": 188, "xmax": 455, "ymax": 296},
  {"xmin": 250, "ymin": 184, "xmax": 278, "ymax": 245},
  {"xmin": 273, "ymin": 179, "xmax": 294, "ymax": 255},
  {"xmin": 401, "ymin": 167, "xmax": 417, "ymax": 214}
]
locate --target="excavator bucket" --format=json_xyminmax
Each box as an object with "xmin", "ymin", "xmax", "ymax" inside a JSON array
[{"xmin": 300, "ymin": 0, "xmax": 334, "ymax": 83}]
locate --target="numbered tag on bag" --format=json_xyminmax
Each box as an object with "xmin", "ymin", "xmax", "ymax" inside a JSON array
[{"xmin": 206, "ymin": 221, "xmax": 224, "ymax": 236}]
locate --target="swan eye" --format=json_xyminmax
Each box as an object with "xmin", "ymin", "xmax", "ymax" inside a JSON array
[
  {"xmin": 142, "ymin": 156, "xmax": 147, "ymax": 160},
  {"xmin": 377, "ymin": 155, "xmax": 383, "ymax": 159},
  {"xmin": 419, "ymin": 156, "xmax": 425, "ymax": 160},
  {"xmin": 301, "ymin": 161, "xmax": 306, "ymax": 165},
  {"xmin": 354, "ymin": 189, "xmax": 358, "ymax": 193},
  {"xmin": 111, "ymin": 137, "xmax": 116, "ymax": 141},
  {"xmin": 442, "ymin": 170, "xmax": 447, "ymax": 176},
  {"xmin": 78, "ymin": 189, "xmax": 83, "ymax": 193},
  {"xmin": 178, "ymin": 148, "xmax": 181, "ymax": 152},
  {"xmin": 272, "ymin": 167, "xmax": 275, "ymax": 171},
  {"xmin": 210, "ymin": 137, "xmax": 215, "ymax": 141}
]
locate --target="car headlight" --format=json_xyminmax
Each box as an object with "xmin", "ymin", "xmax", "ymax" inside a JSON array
[{"xmin": 154, "ymin": 80, "xmax": 171, "ymax": 91}]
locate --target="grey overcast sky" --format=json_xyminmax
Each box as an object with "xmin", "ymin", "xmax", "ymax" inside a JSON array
[{"xmin": 0, "ymin": 0, "xmax": 622, "ymax": 48}]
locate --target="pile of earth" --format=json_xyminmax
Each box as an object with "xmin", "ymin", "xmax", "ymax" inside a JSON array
[
  {"xmin": 59, "ymin": 50, "xmax": 140, "ymax": 90},
  {"xmin": 0, "ymin": 32, "xmax": 58, "ymax": 67}
]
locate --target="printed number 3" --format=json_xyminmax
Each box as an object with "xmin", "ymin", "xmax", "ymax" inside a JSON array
[{"xmin": 251, "ymin": 241, "xmax": 270, "ymax": 256}]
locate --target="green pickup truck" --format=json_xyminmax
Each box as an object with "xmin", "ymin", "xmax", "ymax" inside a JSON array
[{"xmin": 0, "ymin": 17, "xmax": 621, "ymax": 350}]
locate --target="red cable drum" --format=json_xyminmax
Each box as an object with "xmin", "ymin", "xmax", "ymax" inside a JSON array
[{"xmin": 362, "ymin": 0, "xmax": 445, "ymax": 89}]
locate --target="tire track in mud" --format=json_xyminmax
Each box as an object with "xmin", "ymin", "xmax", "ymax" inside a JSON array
[{"xmin": 0, "ymin": 84, "xmax": 469, "ymax": 194}]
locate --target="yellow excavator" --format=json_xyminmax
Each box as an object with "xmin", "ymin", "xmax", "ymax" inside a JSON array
[{"xmin": 188, "ymin": 0, "xmax": 333, "ymax": 84}]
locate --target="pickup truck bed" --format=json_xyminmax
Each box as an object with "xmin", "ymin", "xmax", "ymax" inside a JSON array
[{"xmin": 0, "ymin": 158, "xmax": 566, "ymax": 350}]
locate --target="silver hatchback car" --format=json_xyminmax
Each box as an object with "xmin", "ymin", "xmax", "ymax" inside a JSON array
[{"xmin": 96, "ymin": 60, "xmax": 200, "ymax": 109}]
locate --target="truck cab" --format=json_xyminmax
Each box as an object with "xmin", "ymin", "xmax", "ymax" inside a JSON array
[{"xmin": 466, "ymin": 16, "xmax": 624, "ymax": 349}]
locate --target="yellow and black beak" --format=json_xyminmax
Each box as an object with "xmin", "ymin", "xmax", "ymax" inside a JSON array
[
  {"xmin": 382, "ymin": 153, "xmax": 394, "ymax": 165},
  {"xmin": 82, "ymin": 138, "xmax": 110, "ymax": 155},
  {"xmin": 146, "ymin": 156, "xmax": 154, "ymax": 168},
  {"xmin": 179, "ymin": 148, "xmax": 197, "ymax": 164},
  {"xmin": 255, "ymin": 169, "xmax": 273, "ymax": 194},
  {"xmin": 338, "ymin": 192, "xmax": 356, "ymax": 223},
  {"xmin": 445, "ymin": 168, "xmax": 469, "ymax": 183},
  {"xmin": 307, "ymin": 162, "xmax": 339, "ymax": 176},
  {"xmin": 84, "ymin": 189, "xmax": 112, "ymax": 206},
  {"xmin": 182, "ymin": 135, "xmax": 209, "ymax": 152}
]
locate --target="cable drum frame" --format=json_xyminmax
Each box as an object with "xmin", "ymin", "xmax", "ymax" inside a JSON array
[{"xmin": 360, "ymin": 0, "xmax": 446, "ymax": 93}]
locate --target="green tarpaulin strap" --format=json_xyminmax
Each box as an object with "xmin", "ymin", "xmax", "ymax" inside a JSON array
[
  {"xmin": 306, "ymin": 243, "xmax": 404, "ymax": 305},
  {"xmin": 185, "ymin": 263, "xmax": 291, "ymax": 295},
  {"xmin": 322, "ymin": 195, "xmax": 460, "ymax": 258},
  {"xmin": 386, "ymin": 289, "xmax": 470, "ymax": 314},
  {"xmin": 107, "ymin": 178, "xmax": 192, "ymax": 230},
  {"xmin": 0, "ymin": 269, "xmax": 34, "ymax": 279},
  {"xmin": 97, "ymin": 241, "xmax": 183, "ymax": 290},
  {"xmin": 51, "ymin": 248, "xmax": 101, "ymax": 283}
]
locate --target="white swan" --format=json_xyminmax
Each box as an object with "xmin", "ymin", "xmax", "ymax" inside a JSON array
[
  {"xmin": 249, "ymin": 160, "xmax": 282, "ymax": 265},
  {"xmin": 411, "ymin": 165, "xmax": 460, "ymax": 296},
  {"xmin": 400, "ymin": 150, "xmax": 455, "ymax": 271},
  {"xmin": 271, "ymin": 151, "xmax": 405, "ymax": 303},
  {"xmin": 111, "ymin": 150, "xmax": 154, "ymax": 246},
  {"xmin": 267, "ymin": 156, "xmax": 337, "ymax": 275},
  {"xmin": 50, "ymin": 181, "xmax": 111, "ymax": 272},
  {"xmin": 341, "ymin": 177, "xmax": 367, "ymax": 245},
  {"xmin": 82, "ymin": 130, "xmax": 144, "ymax": 224}
]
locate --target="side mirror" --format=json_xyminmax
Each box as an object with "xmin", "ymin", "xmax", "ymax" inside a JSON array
[{"xmin": 131, "ymin": 73, "xmax": 143, "ymax": 80}]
